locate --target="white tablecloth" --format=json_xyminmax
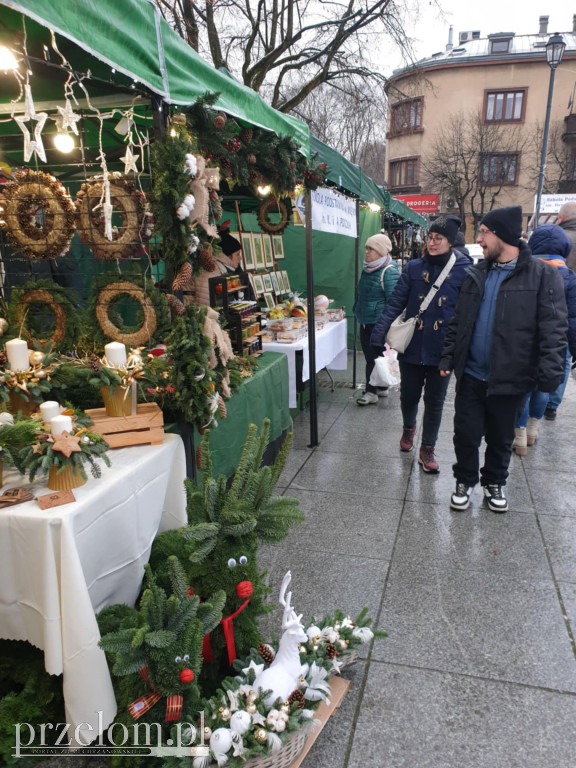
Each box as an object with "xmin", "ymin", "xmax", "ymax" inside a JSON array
[
  {"xmin": 0, "ymin": 433, "xmax": 187, "ymax": 745},
  {"xmin": 262, "ymin": 319, "xmax": 348, "ymax": 407}
]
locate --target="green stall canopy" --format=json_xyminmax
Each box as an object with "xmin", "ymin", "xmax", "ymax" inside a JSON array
[{"xmin": 0, "ymin": 0, "xmax": 309, "ymax": 153}]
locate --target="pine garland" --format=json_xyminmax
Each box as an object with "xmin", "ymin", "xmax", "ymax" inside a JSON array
[
  {"xmin": 0, "ymin": 417, "xmax": 42, "ymax": 473},
  {"xmin": 20, "ymin": 427, "xmax": 111, "ymax": 483}
]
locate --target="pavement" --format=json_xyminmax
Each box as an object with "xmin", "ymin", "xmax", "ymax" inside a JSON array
[{"xmin": 259, "ymin": 352, "xmax": 576, "ymax": 768}]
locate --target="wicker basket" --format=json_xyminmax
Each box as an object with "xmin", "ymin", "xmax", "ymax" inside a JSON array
[{"xmin": 242, "ymin": 729, "xmax": 309, "ymax": 768}]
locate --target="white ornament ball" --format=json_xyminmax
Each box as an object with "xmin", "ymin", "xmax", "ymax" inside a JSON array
[
  {"xmin": 314, "ymin": 295, "xmax": 331, "ymax": 311},
  {"xmin": 306, "ymin": 626, "xmax": 322, "ymax": 642},
  {"xmin": 230, "ymin": 710, "xmax": 251, "ymax": 735},
  {"xmin": 210, "ymin": 728, "xmax": 233, "ymax": 755},
  {"xmin": 0, "ymin": 412, "xmax": 14, "ymax": 426},
  {"xmin": 0, "ymin": 318, "xmax": 8, "ymax": 336},
  {"xmin": 29, "ymin": 350, "xmax": 44, "ymax": 365}
]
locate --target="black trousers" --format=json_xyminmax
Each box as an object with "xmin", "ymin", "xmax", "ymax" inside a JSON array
[
  {"xmin": 453, "ymin": 374, "xmax": 526, "ymax": 487},
  {"xmin": 360, "ymin": 323, "xmax": 379, "ymax": 393},
  {"xmin": 399, "ymin": 359, "xmax": 451, "ymax": 447}
]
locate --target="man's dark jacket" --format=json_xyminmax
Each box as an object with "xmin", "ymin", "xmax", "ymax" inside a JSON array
[{"xmin": 439, "ymin": 242, "xmax": 568, "ymax": 395}]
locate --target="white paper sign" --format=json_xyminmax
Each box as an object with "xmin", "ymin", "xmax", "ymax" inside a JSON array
[
  {"xmin": 538, "ymin": 193, "xmax": 576, "ymax": 214},
  {"xmin": 310, "ymin": 188, "xmax": 357, "ymax": 238}
]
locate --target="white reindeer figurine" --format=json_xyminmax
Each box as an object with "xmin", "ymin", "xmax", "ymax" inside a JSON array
[{"xmin": 253, "ymin": 571, "xmax": 307, "ymax": 706}]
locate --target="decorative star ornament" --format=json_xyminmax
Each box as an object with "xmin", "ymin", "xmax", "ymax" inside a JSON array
[
  {"xmin": 241, "ymin": 660, "xmax": 264, "ymax": 678},
  {"xmin": 56, "ymin": 98, "xmax": 81, "ymax": 135},
  {"xmin": 51, "ymin": 430, "xmax": 82, "ymax": 458},
  {"xmin": 120, "ymin": 145, "xmax": 139, "ymax": 174},
  {"xmin": 250, "ymin": 711, "xmax": 266, "ymax": 726}
]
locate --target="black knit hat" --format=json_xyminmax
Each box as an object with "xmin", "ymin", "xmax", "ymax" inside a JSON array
[
  {"xmin": 480, "ymin": 206, "xmax": 523, "ymax": 246},
  {"xmin": 219, "ymin": 229, "xmax": 242, "ymax": 256},
  {"xmin": 428, "ymin": 214, "xmax": 461, "ymax": 245}
]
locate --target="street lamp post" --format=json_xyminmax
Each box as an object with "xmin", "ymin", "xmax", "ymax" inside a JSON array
[{"xmin": 534, "ymin": 33, "xmax": 566, "ymax": 228}]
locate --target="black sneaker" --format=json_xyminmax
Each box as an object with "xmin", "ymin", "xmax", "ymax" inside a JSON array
[
  {"xmin": 483, "ymin": 484, "xmax": 508, "ymax": 513},
  {"xmin": 544, "ymin": 408, "xmax": 557, "ymax": 421},
  {"xmin": 450, "ymin": 482, "xmax": 472, "ymax": 511}
]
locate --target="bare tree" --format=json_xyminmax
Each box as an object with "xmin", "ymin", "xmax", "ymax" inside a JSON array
[
  {"xmin": 421, "ymin": 111, "xmax": 526, "ymax": 237},
  {"xmin": 522, "ymin": 120, "xmax": 573, "ymax": 195},
  {"xmin": 153, "ymin": 0, "xmax": 424, "ymax": 113}
]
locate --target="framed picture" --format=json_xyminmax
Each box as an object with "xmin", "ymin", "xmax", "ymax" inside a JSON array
[
  {"xmin": 270, "ymin": 271, "xmax": 280, "ymax": 294},
  {"xmin": 281, "ymin": 270, "xmax": 291, "ymax": 293},
  {"xmin": 263, "ymin": 292, "xmax": 275, "ymax": 310},
  {"xmin": 262, "ymin": 273, "xmax": 273, "ymax": 293},
  {"xmin": 275, "ymin": 271, "xmax": 286, "ymax": 293},
  {"xmin": 252, "ymin": 234, "xmax": 265, "ymax": 269},
  {"xmin": 241, "ymin": 233, "xmax": 255, "ymax": 270},
  {"xmin": 272, "ymin": 235, "xmax": 284, "ymax": 259},
  {"xmin": 263, "ymin": 236, "xmax": 274, "ymax": 268},
  {"xmin": 252, "ymin": 274, "xmax": 264, "ymax": 295}
]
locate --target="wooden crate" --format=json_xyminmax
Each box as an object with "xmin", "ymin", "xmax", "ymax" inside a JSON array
[{"xmin": 85, "ymin": 402, "xmax": 165, "ymax": 448}]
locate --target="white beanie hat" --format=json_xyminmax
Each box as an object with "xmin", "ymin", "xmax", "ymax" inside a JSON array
[{"xmin": 365, "ymin": 234, "xmax": 392, "ymax": 258}]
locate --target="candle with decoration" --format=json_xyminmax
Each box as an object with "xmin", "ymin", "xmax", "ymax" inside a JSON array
[
  {"xmin": 39, "ymin": 401, "xmax": 60, "ymax": 424},
  {"xmin": 50, "ymin": 414, "xmax": 73, "ymax": 436},
  {"xmin": 5, "ymin": 339, "xmax": 29, "ymax": 371},
  {"xmin": 104, "ymin": 342, "xmax": 127, "ymax": 367}
]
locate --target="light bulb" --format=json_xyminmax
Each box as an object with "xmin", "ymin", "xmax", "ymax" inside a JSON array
[
  {"xmin": 53, "ymin": 131, "xmax": 75, "ymax": 153},
  {"xmin": 0, "ymin": 46, "xmax": 18, "ymax": 71},
  {"xmin": 368, "ymin": 202, "xmax": 381, "ymax": 212},
  {"xmin": 170, "ymin": 128, "xmax": 177, "ymax": 137},
  {"xmin": 257, "ymin": 185, "xmax": 271, "ymax": 196}
]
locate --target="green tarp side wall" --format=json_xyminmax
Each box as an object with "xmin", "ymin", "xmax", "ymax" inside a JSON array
[{"xmin": 1, "ymin": 0, "xmax": 310, "ymax": 152}]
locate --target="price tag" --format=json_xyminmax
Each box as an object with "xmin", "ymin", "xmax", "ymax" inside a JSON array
[{"xmin": 37, "ymin": 490, "xmax": 76, "ymax": 510}]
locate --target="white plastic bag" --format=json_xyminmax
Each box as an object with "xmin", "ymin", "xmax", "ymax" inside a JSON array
[{"xmin": 370, "ymin": 349, "xmax": 399, "ymax": 388}]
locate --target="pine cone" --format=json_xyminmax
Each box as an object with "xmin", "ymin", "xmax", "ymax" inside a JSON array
[
  {"xmin": 209, "ymin": 189, "xmax": 220, "ymax": 202},
  {"xmin": 172, "ymin": 262, "xmax": 193, "ymax": 291},
  {"xmin": 248, "ymin": 169, "xmax": 259, "ymax": 184},
  {"xmin": 257, "ymin": 642, "xmax": 275, "ymax": 665},
  {"xmin": 88, "ymin": 353, "xmax": 102, "ymax": 371},
  {"xmin": 217, "ymin": 395, "xmax": 227, "ymax": 419},
  {"xmin": 0, "ymin": 351, "xmax": 7, "ymax": 367},
  {"xmin": 198, "ymin": 245, "xmax": 216, "ymax": 272},
  {"xmin": 167, "ymin": 293, "xmax": 186, "ymax": 317},
  {"xmin": 240, "ymin": 128, "xmax": 253, "ymax": 144},
  {"xmin": 287, "ymin": 690, "xmax": 305, "ymax": 709},
  {"xmin": 326, "ymin": 643, "xmax": 338, "ymax": 660},
  {"xmin": 213, "ymin": 114, "xmax": 226, "ymax": 130}
]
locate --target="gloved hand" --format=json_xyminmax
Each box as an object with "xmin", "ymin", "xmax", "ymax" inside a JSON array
[{"xmin": 371, "ymin": 345, "xmax": 386, "ymax": 358}]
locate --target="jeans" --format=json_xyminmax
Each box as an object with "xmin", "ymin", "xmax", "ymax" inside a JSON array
[
  {"xmin": 517, "ymin": 390, "xmax": 549, "ymax": 427},
  {"xmin": 547, "ymin": 348, "xmax": 571, "ymax": 411},
  {"xmin": 453, "ymin": 374, "xmax": 526, "ymax": 487},
  {"xmin": 360, "ymin": 323, "xmax": 379, "ymax": 393},
  {"xmin": 398, "ymin": 359, "xmax": 451, "ymax": 447}
]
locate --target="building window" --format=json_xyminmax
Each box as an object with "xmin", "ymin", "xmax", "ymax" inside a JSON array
[
  {"xmin": 389, "ymin": 157, "xmax": 420, "ymax": 188},
  {"xmin": 490, "ymin": 38, "xmax": 511, "ymax": 53},
  {"xmin": 390, "ymin": 99, "xmax": 423, "ymax": 135},
  {"xmin": 481, "ymin": 153, "xmax": 519, "ymax": 185},
  {"xmin": 485, "ymin": 90, "xmax": 525, "ymax": 122}
]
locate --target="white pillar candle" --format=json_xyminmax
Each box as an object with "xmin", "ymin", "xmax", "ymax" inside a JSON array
[
  {"xmin": 40, "ymin": 401, "xmax": 61, "ymax": 422},
  {"xmin": 104, "ymin": 342, "xmax": 127, "ymax": 367},
  {"xmin": 5, "ymin": 338, "xmax": 30, "ymax": 371},
  {"xmin": 50, "ymin": 414, "xmax": 73, "ymax": 436}
]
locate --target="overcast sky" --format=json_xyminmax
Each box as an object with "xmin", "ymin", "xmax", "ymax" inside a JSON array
[{"xmin": 390, "ymin": 0, "xmax": 572, "ymax": 72}]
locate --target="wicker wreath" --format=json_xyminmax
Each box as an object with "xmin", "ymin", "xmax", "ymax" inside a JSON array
[
  {"xmin": 257, "ymin": 197, "xmax": 291, "ymax": 235},
  {"xmin": 16, "ymin": 289, "xmax": 67, "ymax": 347},
  {"xmin": 75, "ymin": 173, "xmax": 150, "ymax": 260},
  {"xmin": 95, "ymin": 280, "xmax": 158, "ymax": 345},
  {"xmin": 0, "ymin": 170, "xmax": 76, "ymax": 260}
]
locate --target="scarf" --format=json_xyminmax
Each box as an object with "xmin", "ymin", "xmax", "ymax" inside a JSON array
[{"xmin": 363, "ymin": 254, "xmax": 391, "ymax": 273}]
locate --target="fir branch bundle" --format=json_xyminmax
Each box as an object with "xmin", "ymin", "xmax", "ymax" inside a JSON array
[{"xmin": 20, "ymin": 427, "xmax": 111, "ymax": 483}]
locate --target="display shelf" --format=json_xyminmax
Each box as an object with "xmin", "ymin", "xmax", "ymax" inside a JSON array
[{"xmin": 209, "ymin": 275, "xmax": 262, "ymax": 356}]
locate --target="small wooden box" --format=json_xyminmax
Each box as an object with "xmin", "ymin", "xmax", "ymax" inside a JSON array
[{"xmin": 85, "ymin": 402, "xmax": 165, "ymax": 449}]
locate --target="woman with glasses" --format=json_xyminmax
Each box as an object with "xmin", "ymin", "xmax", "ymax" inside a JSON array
[
  {"xmin": 353, "ymin": 233, "xmax": 400, "ymax": 405},
  {"xmin": 370, "ymin": 215, "xmax": 470, "ymax": 473}
]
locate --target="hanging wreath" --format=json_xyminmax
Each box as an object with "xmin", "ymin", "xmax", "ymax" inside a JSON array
[
  {"xmin": 5, "ymin": 280, "xmax": 83, "ymax": 352},
  {"xmin": 75, "ymin": 173, "xmax": 151, "ymax": 260},
  {"xmin": 257, "ymin": 197, "xmax": 291, "ymax": 235},
  {"xmin": 0, "ymin": 170, "xmax": 76, "ymax": 260},
  {"xmin": 86, "ymin": 274, "xmax": 170, "ymax": 349}
]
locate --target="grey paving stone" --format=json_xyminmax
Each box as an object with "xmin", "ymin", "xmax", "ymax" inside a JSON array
[
  {"xmin": 393, "ymin": 500, "xmax": 551, "ymax": 579},
  {"xmin": 289, "ymin": 450, "xmax": 412, "ymax": 499},
  {"xmin": 373, "ymin": 560, "xmax": 576, "ymax": 691},
  {"xmin": 347, "ymin": 663, "xmax": 576, "ymax": 768},
  {"xmin": 528, "ymin": 469, "xmax": 576, "ymax": 517},
  {"xmin": 558, "ymin": 581, "xmax": 576, "ymax": 638},
  {"xmin": 539, "ymin": 515, "xmax": 576, "ymax": 581},
  {"xmin": 278, "ymin": 489, "xmax": 403, "ymax": 560},
  {"xmin": 277, "ymin": 447, "xmax": 314, "ymax": 486}
]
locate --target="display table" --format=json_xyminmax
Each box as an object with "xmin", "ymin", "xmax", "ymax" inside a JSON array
[
  {"xmin": 193, "ymin": 351, "xmax": 291, "ymax": 481},
  {"xmin": 0, "ymin": 434, "xmax": 187, "ymax": 745},
  {"xmin": 262, "ymin": 319, "xmax": 348, "ymax": 408}
]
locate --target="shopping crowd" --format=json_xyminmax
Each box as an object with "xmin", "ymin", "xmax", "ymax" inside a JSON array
[{"xmin": 353, "ymin": 202, "xmax": 576, "ymax": 514}]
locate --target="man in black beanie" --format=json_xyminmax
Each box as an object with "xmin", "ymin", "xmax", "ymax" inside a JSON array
[{"xmin": 439, "ymin": 205, "xmax": 568, "ymax": 513}]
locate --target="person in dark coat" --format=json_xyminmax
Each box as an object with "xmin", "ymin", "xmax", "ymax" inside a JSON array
[
  {"xmin": 557, "ymin": 201, "xmax": 576, "ymax": 272},
  {"xmin": 452, "ymin": 231, "xmax": 473, "ymax": 263},
  {"xmin": 512, "ymin": 224, "xmax": 576, "ymax": 452},
  {"xmin": 440, "ymin": 206, "xmax": 568, "ymax": 514},
  {"xmin": 353, "ymin": 233, "xmax": 400, "ymax": 405},
  {"xmin": 371, "ymin": 214, "xmax": 470, "ymax": 473}
]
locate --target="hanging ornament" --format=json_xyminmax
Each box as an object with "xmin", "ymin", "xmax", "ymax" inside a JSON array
[
  {"xmin": 102, "ymin": 176, "xmax": 114, "ymax": 241},
  {"xmin": 13, "ymin": 83, "xmax": 48, "ymax": 163},
  {"xmin": 56, "ymin": 98, "xmax": 81, "ymax": 135},
  {"xmin": 253, "ymin": 728, "xmax": 267, "ymax": 744},
  {"xmin": 121, "ymin": 145, "xmax": 139, "ymax": 174}
]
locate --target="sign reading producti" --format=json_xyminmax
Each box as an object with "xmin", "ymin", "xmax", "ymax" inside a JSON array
[
  {"xmin": 310, "ymin": 188, "xmax": 357, "ymax": 237},
  {"xmin": 394, "ymin": 194, "xmax": 439, "ymax": 213}
]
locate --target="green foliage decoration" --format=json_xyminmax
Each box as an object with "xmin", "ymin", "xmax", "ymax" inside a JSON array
[
  {"xmin": 149, "ymin": 420, "xmax": 304, "ymax": 694},
  {"xmin": 0, "ymin": 416, "xmax": 42, "ymax": 473},
  {"xmin": 20, "ymin": 426, "xmax": 111, "ymax": 483}
]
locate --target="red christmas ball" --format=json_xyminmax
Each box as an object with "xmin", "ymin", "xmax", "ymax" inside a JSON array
[
  {"xmin": 236, "ymin": 580, "xmax": 253, "ymax": 599},
  {"xmin": 180, "ymin": 668, "xmax": 195, "ymax": 684}
]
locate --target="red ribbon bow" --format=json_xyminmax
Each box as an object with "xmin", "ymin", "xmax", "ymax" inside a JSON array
[{"xmin": 128, "ymin": 666, "xmax": 183, "ymax": 722}]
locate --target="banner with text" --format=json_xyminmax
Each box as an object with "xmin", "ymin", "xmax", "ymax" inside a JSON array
[
  {"xmin": 311, "ymin": 188, "xmax": 357, "ymax": 237},
  {"xmin": 538, "ymin": 193, "xmax": 576, "ymax": 214},
  {"xmin": 394, "ymin": 194, "xmax": 439, "ymax": 213}
]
